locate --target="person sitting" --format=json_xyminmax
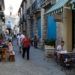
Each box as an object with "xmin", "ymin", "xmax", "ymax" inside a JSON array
[
  {"xmin": 55, "ymin": 41, "xmax": 65, "ymax": 63},
  {"xmin": 57, "ymin": 41, "xmax": 65, "ymax": 51}
]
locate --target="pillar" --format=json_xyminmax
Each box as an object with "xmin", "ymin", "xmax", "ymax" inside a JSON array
[
  {"xmin": 40, "ymin": 8, "xmax": 46, "ymax": 49},
  {"xmin": 41, "ymin": 8, "xmax": 46, "ymax": 41},
  {"xmin": 56, "ymin": 22, "xmax": 63, "ymax": 45},
  {"xmin": 27, "ymin": 16, "xmax": 31, "ymax": 37},
  {"xmin": 33, "ymin": 14, "xmax": 37, "ymax": 35},
  {"xmin": 63, "ymin": 7, "xmax": 72, "ymax": 51}
]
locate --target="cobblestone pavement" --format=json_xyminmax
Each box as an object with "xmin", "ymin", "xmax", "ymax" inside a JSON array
[{"xmin": 0, "ymin": 39, "xmax": 75, "ymax": 75}]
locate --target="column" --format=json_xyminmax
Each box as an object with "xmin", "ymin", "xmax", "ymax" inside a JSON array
[
  {"xmin": 40, "ymin": 8, "xmax": 46, "ymax": 49},
  {"xmin": 27, "ymin": 16, "xmax": 31, "ymax": 37},
  {"xmin": 63, "ymin": 7, "xmax": 72, "ymax": 51},
  {"xmin": 33, "ymin": 14, "xmax": 37, "ymax": 35},
  {"xmin": 56, "ymin": 22, "xmax": 63, "ymax": 45}
]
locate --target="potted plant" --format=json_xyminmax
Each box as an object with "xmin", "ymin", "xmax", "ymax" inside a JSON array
[{"xmin": 44, "ymin": 39, "xmax": 56, "ymax": 57}]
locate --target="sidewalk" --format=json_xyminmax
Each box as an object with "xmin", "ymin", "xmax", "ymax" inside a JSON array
[{"xmin": 0, "ymin": 39, "xmax": 74, "ymax": 75}]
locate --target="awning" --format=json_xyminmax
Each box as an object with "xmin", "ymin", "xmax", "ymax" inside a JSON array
[{"xmin": 45, "ymin": 0, "xmax": 69, "ymax": 15}]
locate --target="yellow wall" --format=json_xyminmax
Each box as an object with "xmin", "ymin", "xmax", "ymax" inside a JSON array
[{"xmin": 63, "ymin": 7, "xmax": 72, "ymax": 51}]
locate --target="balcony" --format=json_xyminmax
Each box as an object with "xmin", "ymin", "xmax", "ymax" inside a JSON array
[
  {"xmin": 30, "ymin": 0, "xmax": 52, "ymax": 14},
  {"xmin": 31, "ymin": 0, "xmax": 42, "ymax": 14},
  {"xmin": 41, "ymin": 0, "xmax": 52, "ymax": 8},
  {"xmin": 31, "ymin": 1, "xmax": 37, "ymax": 13}
]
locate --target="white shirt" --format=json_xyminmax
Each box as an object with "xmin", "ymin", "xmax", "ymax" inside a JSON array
[
  {"xmin": 17, "ymin": 35, "xmax": 21, "ymax": 46},
  {"xmin": 20, "ymin": 34, "xmax": 25, "ymax": 42},
  {"xmin": 57, "ymin": 45, "xmax": 64, "ymax": 51}
]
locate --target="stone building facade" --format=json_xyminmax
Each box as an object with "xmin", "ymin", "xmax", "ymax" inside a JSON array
[
  {"xmin": 18, "ymin": 0, "xmax": 57, "ymax": 49},
  {"xmin": 0, "ymin": 0, "xmax": 5, "ymax": 33},
  {"xmin": 46, "ymin": 0, "xmax": 75, "ymax": 51},
  {"xmin": 18, "ymin": 0, "xmax": 75, "ymax": 50}
]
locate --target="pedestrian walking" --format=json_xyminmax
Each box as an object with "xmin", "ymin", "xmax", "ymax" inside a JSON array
[
  {"xmin": 22, "ymin": 35, "xmax": 30, "ymax": 60},
  {"xmin": 33, "ymin": 35, "xmax": 39, "ymax": 48},
  {"xmin": 17, "ymin": 33, "xmax": 21, "ymax": 53}
]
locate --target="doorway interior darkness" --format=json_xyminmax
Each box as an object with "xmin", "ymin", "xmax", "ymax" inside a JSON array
[{"xmin": 72, "ymin": 10, "xmax": 75, "ymax": 49}]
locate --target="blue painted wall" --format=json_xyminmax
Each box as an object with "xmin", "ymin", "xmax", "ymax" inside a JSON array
[
  {"xmin": 37, "ymin": 17, "xmax": 41, "ymax": 38},
  {"xmin": 47, "ymin": 15, "xmax": 56, "ymax": 40}
]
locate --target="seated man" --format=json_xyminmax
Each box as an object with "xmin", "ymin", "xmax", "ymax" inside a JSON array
[
  {"xmin": 56, "ymin": 41, "xmax": 66, "ymax": 63},
  {"xmin": 57, "ymin": 41, "xmax": 65, "ymax": 51}
]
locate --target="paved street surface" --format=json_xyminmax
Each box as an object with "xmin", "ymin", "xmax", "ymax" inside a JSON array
[{"xmin": 0, "ymin": 39, "xmax": 75, "ymax": 75}]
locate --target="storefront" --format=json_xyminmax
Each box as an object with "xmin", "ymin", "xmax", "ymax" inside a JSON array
[{"xmin": 45, "ymin": 0, "xmax": 72, "ymax": 51}]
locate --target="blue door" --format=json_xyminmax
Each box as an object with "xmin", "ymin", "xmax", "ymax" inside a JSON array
[
  {"xmin": 47, "ymin": 15, "xmax": 56, "ymax": 40},
  {"xmin": 37, "ymin": 17, "xmax": 41, "ymax": 38}
]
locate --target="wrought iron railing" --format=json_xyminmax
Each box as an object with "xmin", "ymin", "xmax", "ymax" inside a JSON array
[
  {"xmin": 31, "ymin": 0, "xmax": 52, "ymax": 13},
  {"xmin": 31, "ymin": 0, "xmax": 37, "ymax": 12},
  {"xmin": 41, "ymin": 0, "xmax": 51, "ymax": 7},
  {"xmin": 31, "ymin": 0, "xmax": 42, "ymax": 13}
]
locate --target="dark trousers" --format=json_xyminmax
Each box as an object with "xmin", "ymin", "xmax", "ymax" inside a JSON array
[
  {"xmin": 22, "ymin": 46, "xmax": 30, "ymax": 60},
  {"xmin": 34, "ymin": 42, "xmax": 37, "ymax": 48}
]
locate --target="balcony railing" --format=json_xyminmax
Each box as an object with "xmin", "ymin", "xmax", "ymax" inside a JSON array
[
  {"xmin": 31, "ymin": 0, "xmax": 37, "ymax": 13},
  {"xmin": 31, "ymin": 0, "xmax": 52, "ymax": 14},
  {"xmin": 31, "ymin": 0, "xmax": 42, "ymax": 13},
  {"xmin": 41, "ymin": 0, "xmax": 51, "ymax": 7},
  {"xmin": 26, "ymin": 0, "xmax": 52, "ymax": 15}
]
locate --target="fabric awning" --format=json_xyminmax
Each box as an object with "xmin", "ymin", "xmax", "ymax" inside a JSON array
[{"xmin": 45, "ymin": 0, "xmax": 69, "ymax": 15}]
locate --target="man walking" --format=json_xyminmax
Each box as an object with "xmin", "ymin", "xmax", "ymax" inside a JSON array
[
  {"xmin": 17, "ymin": 33, "xmax": 21, "ymax": 53},
  {"xmin": 22, "ymin": 35, "xmax": 30, "ymax": 60}
]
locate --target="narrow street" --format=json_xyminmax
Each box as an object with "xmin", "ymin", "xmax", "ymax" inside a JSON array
[
  {"xmin": 0, "ymin": 39, "xmax": 74, "ymax": 75},
  {"xmin": 0, "ymin": 0, "xmax": 74, "ymax": 75}
]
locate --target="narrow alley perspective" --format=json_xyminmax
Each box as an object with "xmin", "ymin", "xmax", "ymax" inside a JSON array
[{"xmin": 0, "ymin": 0, "xmax": 75, "ymax": 75}]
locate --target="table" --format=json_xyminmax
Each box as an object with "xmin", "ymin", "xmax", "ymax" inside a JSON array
[{"xmin": 54, "ymin": 51, "xmax": 75, "ymax": 67}]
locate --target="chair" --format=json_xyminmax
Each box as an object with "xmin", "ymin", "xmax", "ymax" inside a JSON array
[
  {"xmin": 9, "ymin": 51, "xmax": 15, "ymax": 62},
  {"xmin": 1, "ymin": 48, "xmax": 7, "ymax": 62}
]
